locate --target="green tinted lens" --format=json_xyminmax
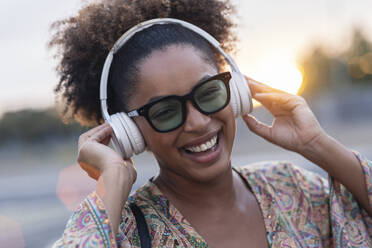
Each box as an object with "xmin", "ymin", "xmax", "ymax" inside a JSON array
[
  {"xmin": 148, "ymin": 99, "xmax": 183, "ymax": 131},
  {"xmin": 195, "ymin": 79, "xmax": 228, "ymax": 113}
]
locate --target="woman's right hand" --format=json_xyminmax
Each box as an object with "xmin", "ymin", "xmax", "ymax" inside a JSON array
[
  {"xmin": 77, "ymin": 123, "xmax": 137, "ymax": 184},
  {"xmin": 77, "ymin": 123, "xmax": 137, "ymax": 235}
]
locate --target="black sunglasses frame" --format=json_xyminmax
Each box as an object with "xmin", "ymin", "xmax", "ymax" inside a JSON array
[{"xmin": 127, "ymin": 72, "xmax": 232, "ymax": 133}]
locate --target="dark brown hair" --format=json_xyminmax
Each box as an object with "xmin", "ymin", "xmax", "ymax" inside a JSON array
[{"xmin": 49, "ymin": 0, "xmax": 237, "ymax": 126}]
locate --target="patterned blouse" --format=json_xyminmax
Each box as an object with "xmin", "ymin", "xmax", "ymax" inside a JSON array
[{"xmin": 53, "ymin": 152, "xmax": 372, "ymax": 247}]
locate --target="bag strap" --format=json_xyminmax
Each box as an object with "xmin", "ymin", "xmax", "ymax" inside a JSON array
[{"xmin": 129, "ymin": 202, "xmax": 152, "ymax": 248}]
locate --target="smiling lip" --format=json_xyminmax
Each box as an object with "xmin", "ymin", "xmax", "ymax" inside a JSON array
[
  {"xmin": 180, "ymin": 130, "xmax": 223, "ymax": 164},
  {"xmin": 181, "ymin": 129, "xmax": 220, "ymax": 148}
]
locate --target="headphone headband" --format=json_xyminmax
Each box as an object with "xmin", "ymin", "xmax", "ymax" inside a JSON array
[{"xmin": 99, "ymin": 18, "xmax": 242, "ymax": 121}]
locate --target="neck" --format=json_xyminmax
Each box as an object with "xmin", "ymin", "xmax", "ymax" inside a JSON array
[{"xmin": 153, "ymin": 165, "xmax": 238, "ymax": 208}]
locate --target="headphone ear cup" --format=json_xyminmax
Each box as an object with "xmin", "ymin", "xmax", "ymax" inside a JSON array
[
  {"xmin": 229, "ymin": 74, "xmax": 241, "ymax": 117},
  {"xmin": 106, "ymin": 118, "xmax": 125, "ymax": 157},
  {"xmin": 230, "ymin": 71, "xmax": 253, "ymax": 116},
  {"xmin": 118, "ymin": 112, "xmax": 146, "ymax": 155},
  {"xmin": 110, "ymin": 113, "xmax": 133, "ymax": 158}
]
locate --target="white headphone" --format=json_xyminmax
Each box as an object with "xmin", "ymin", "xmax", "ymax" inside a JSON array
[{"xmin": 100, "ymin": 18, "xmax": 253, "ymax": 158}]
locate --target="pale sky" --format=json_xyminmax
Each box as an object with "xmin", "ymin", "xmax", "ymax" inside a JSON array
[{"xmin": 1, "ymin": 0, "xmax": 372, "ymax": 117}]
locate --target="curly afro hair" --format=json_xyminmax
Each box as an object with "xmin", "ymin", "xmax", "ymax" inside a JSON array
[{"xmin": 48, "ymin": 0, "xmax": 237, "ymax": 126}]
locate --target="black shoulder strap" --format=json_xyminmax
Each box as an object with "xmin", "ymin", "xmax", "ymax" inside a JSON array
[{"xmin": 129, "ymin": 202, "xmax": 152, "ymax": 248}]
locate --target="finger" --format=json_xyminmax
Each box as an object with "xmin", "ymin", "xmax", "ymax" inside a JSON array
[
  {"xmin": 85, "ymin": 123, "xmax": 110, "ymax": 136},
  {"xmin": 254, "ymin": 93, "xmax": 301, "ymax": 114},
  {"xmin": 242, "ymin": 114, "xmax": 273, "ymax": 142},
  {"xmin": 80, "ymin": 123, "xmax": 111, "ymax": 142},
  {"xmin": 101, "ymin": 135, "xmax": 111, "ymax": 146},
  {"xmin": 124, "ymin": 158, "xmax": 135, "ymax": 168},
  {"xmin": 244, "ymin": 76, "xmax": 286, "ymax": 95},
  {"xmin": 78, "ymin": 125, "xmax": 112, "ymax": 150},
  {"xmin": 89, "ymin": 125, "xmax": 113, "ymax": 143},
  {"xmin": 124, "ymin": 158, "xmax": 137, "ymax": 183}
]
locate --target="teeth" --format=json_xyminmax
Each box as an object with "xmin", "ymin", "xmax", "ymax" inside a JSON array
[{"xmin": 185, "ymin": 135, "xmax": 218, "ymax": 153}]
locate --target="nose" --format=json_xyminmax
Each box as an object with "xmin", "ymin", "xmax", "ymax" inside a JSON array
[{"xmin": 183, "ymin": 101, "xmax": 211, "ymax": 132}]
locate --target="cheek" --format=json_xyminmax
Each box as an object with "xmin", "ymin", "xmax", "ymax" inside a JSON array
[
  {"xmin": 220, "ymin": 106, "xmax": 236, "ymax": 143},
  {"xmin": 221, "ymin": 105, "xmax": 235, "ymax": 125},
  {"xmin": 134, "ymin": 118, "xmax": 177, "ymax": 152}
]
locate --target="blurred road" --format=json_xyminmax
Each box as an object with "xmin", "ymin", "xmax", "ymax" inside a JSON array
[{"xmin": 0, "ymin": 113, "xmax": 371, "ymax": 247}]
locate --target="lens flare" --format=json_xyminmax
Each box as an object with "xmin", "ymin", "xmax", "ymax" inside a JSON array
[{"xmin": 244, "ymin": 57, "xmax": 304, "ymax": 107}]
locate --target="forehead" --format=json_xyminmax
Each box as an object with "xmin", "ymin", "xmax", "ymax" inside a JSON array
[{"xmin": 129, "ymin": 45, "xmax": 217, "ymax": 109}]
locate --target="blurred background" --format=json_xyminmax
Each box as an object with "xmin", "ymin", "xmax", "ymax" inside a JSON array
[{"xmin": 1, "ymin": 0, "xmax": 371, "ymax": 247}]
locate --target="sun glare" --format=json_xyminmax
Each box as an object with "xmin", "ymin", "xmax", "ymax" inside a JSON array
[
  {"xmin": 251, "ymin": 60, "xmax": 303, "ymax": 94},
  {"xmin": 246, "ymin": 58, "xmax": 304, "ymax": 107}
]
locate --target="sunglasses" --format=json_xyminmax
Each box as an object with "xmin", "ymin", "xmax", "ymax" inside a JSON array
[{"xmin": 127, "ymin": 72, "xmax": 232, "ymax": 132}]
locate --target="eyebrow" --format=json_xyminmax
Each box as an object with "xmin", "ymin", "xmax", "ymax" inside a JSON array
[{"xmin": 146, "ymin": 74, "xmax": 213, "ymax": 104}]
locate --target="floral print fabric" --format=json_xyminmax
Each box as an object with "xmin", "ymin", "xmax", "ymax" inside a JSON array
[{"xmin": 53, "ymin": 152, "xmax": 372, "ymax": 247}]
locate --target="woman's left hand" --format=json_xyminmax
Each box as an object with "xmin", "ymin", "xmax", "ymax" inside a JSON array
[
  {"xmin": 243, "ymin": 77, "xmax": 372, "ymax": 216},
  {"xmin": 242, "ymin": 76, "xmax": 326, "ymax": 155}
]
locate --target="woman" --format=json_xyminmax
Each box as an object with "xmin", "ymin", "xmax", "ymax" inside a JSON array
[{"xmin": 50, "ymin": 0, "xmax": 372, "ymax": 247}]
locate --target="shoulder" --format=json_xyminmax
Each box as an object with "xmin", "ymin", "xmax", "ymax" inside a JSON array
[
  {"xmin": 236, "ymin": 160, "xmax": 329, "ymax": 199},
  {"xmin": 119, "ymin": 180, "xmax": 173, "ymax": 245}
]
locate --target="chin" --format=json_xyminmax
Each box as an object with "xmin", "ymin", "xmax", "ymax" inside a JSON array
[
  {"xmin": 180, "ymin": 129, "xmax": 233, "ymax": 183},
  {"xmin": 197, "ymin": 158, "xmax": 232, "ymax": 183}
]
